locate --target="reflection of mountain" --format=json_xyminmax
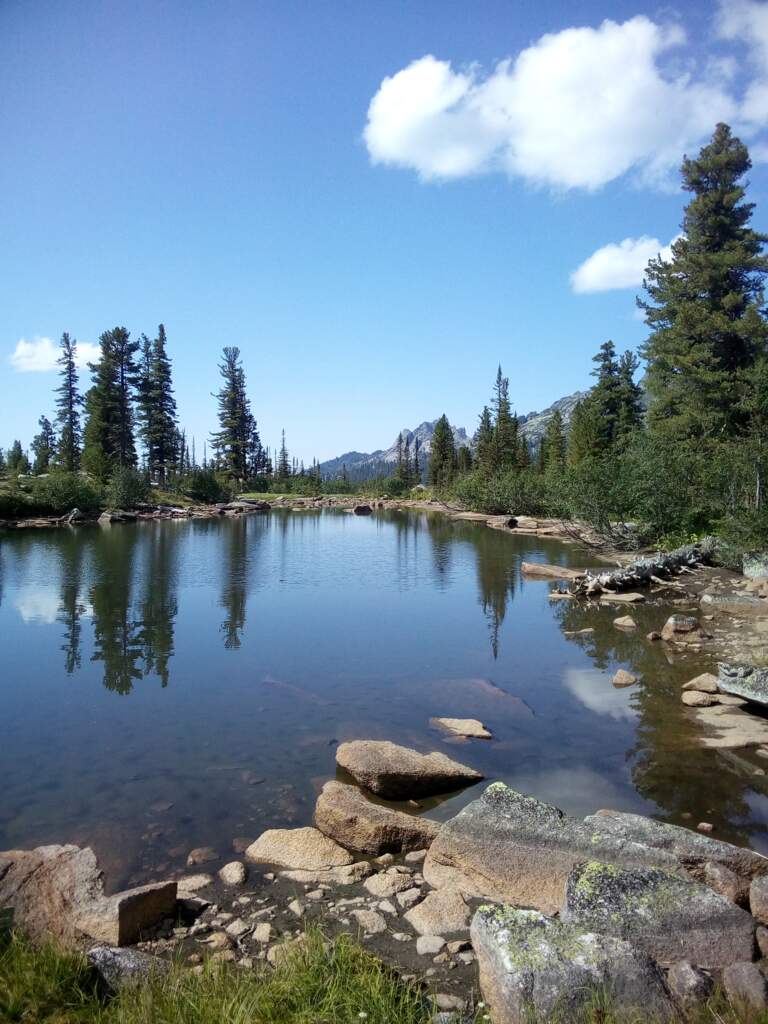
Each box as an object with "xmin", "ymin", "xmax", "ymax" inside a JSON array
[{"xmin": 553, "ymin": 598, "xmax": 756, "ymax": 845}]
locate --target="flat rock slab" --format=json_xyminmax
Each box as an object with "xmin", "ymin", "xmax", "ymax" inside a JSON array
[
  {"xmin": 471, "ymin": 906, "xmax": 673, "ymax": 1024},
  {"xmin": 520, "ymin": 561, "xmax": 584, "ymax": 580},
  {"xmin": 336, "ymin": 740, "xmax": 483, "ymax": 799},
  {"xmin": 0, "ymin": 844, "xmax": 176, "ymax": 947},
  {"xmin": 314, "ymin": 780, "xmax": 440, "ymax": 855},
  {"xmin": 430, "ymin": 717, "xmax": 492, "ymax": 739},
  {"xmin": 280, "ymin": 862, "xmax": 372, "ymax": 886},
  {"xmin": 718, "ymin": 664, "xmax": 768, "ymax": 707},
  {"xmin": 423, "ymin": 784, "xmax": 767, "ymax": 914},
  {"xmin": 245, "ymin": 827, "xmax": 353, "ymax": 871},
  {"xmin": 404, "ymin": 887, "xmax": 470, "ymax": 935},
  {"xmin": 600, "ymin": 593, "xmax": 646, "ymax": 604},
  {"xmin": 562, "ymin": 861, "xmax": 755, "ymax": 968},
  {"xmin": 691, "ymin": 704, "xmax": 768, "ymax": 749}
]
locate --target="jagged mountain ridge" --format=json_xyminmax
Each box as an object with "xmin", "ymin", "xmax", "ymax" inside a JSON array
[{"xmin": 320, "ymin": 392, "xmax": 585, "ymax": 481}]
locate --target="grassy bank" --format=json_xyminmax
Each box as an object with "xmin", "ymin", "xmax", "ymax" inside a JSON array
[
  {"xmin": 4, "ymin": 929, "xmax": 768, "ymax": 1024},
  {"xmin": 0, "ymin": 930, "xmax": 433, "ymax": 1024}
]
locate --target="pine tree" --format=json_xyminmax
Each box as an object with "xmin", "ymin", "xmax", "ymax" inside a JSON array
[
  {"xmin": 428, "ymin": 414, "xmax": 457, "ymax": 489},
  {"xmin": 31, "ymin": 416, "xmax": 56, "ymax": 474},
  {"xmin": 640, "ymin": 124, "xmax": 768, "ymax": 440},
  {"xmin": 403, "ymin": 433, "xmax": 412, "ymax": 487},
  {"xmin": 54, "ymin": 333, "xmax": 82, "ymax": 471},
  {"xmin": 276, "ymin": 430, "xmax": 291, "ymax": 481},
  {"xmin": 474, "ymin": 406, "xmax": 494, "ymax": 475},
  {"xmin": 82, "ymin": 327, "xmax": 139, "ymax": 479},
  {"xmin": 589, "ymin": 341, "xmax": 621, "ymax": 450},
  {"xmin": 0, "ymin": 449, "xmax": 5, "ymax": 473},
  {"xmin": 136, "ymin": 324, "xmax": 178, "ymax": 484},
  {"xmin": 7, "ymin": 440, "xmax": 29, "ymax": 474},
  {"xmin": 457, "ymin": 445, "xmax": 473, "ymax": 474},
  {"xmin": 615, "ymin": 350, "xmax": 644, "ymax": 442},
  {"xmin": 540, "ymin": 409, "xmax": 566, "ymax": 472},
  {"xmin": 413, "ymin": 437, "xmax": 421, "ymax": 482},
  {"xmin": 567, "ymin": 399, "xmax": 602, "ymax": 465},
  {"xmin": 210, "ymin": 347, "xmax": 254, "ymax": 481},
  {"xmin": 490, "ymin": 366, "xmax": 519, "ymax": 471},
  {"xmin": 395, "ymin": 431, "xmax": 404, "ymax": 484}
]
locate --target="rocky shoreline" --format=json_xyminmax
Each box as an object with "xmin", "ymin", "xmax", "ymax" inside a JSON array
[{"xmin": 7, "ymin": 737, "xmax": 768, "ymax": 1020}]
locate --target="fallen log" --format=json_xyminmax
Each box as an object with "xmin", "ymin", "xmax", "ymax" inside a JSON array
[{"xmin": 569, "ymin": 538, "xmax": 717, "ymax": 596}]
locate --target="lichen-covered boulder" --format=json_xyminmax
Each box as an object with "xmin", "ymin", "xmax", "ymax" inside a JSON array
[
  {"xmin": 423, "ymin": 784, "xmax": 767, "ymax": 914},
  {"xmin": 87, "ymin": 946, "xmax": 169, "ymax": 990},
  {"xmin": 661, "ymin": 615, "xmax": 704, "ymax": 642},
  {"xmin": 336, "ymin": 740, "xmax": 483, "ymax": 799},
  {"xmin": 701, "ymin": 594, "xmax": 768, "ymax": 617},
  {"xmin": 561, "ymin": 861, "xmax": 755, "ymax": 968},
  {"xmin": 718, "ymin": 664, "xmax": 768, "ymax": 707},
  {"xmin": 471, "ymin": 905, "xmax": 673, "ymax": 1024},
  {"xmin": 744, "ymin": 552, "xmax": 768, "ymax": 579},
  {"xmin": 314, "ymin": 780, "xmax": 440, "ymax": 855}
]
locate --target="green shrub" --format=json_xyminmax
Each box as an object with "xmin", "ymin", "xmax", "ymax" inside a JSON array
[
  {"xmin": 29, "ymin": 472, "xmax": 103, "ymax": 515},
  {"xmin": 106, "ymin": 466, "xmax": 150, "ymax": 509},
  {"xmin": 452, "ymin": 468, "xmax": 550, "ymax": 516},
  {"xmin": 178, "ymin": 468, "xmax": 233, "ymax": 503}
]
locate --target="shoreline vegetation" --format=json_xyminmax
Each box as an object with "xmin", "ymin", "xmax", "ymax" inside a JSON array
[{"xmin": 3, "ymin": 124, "xmax": 768, "ymax": 565}]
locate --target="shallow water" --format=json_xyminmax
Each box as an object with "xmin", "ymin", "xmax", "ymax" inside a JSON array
[{"xmin": 1, "ymin": 509, "xmax": 767, "ymax": 888}]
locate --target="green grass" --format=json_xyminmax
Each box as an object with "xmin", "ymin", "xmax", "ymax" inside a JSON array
[
  {"xmin": 6, "ymin": 928, "xmax": 768, "ymax": 1024},
  {"xmin": 0, "ymin": 930, "xmax": 434, "ymax": 1024}
]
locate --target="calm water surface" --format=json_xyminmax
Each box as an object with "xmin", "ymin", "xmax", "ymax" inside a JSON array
[{"xmin": 2, "ymin": 509, "xmax": 767, "ymax": 888}]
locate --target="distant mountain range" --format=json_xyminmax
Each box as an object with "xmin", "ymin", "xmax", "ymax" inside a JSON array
[{"xmin": 319, "ymin": 391, "xmax": 588, "ymax": 481}]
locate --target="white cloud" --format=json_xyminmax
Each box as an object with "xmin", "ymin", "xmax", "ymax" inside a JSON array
[
  {"xmin": 10, "ymin": 337, "xmax": 100, "ymax": 373},
  {"xmin": 570, "ymin": 235, "xmax": 677, "ymax": 293},
  {"xmin": 717, "ymin": 0, "xmax": 768, "ymax": 125},
  {"xmin": 364, "ymin": 13, "xmax": 763, "ymax": 191}
]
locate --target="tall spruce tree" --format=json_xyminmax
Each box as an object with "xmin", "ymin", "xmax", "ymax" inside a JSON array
[
  {"xmin": 210, "ymin": 346, "xmax": 254, "ymax": 481},
  {"xmin": 490, "ymin": 366, "xmax": 519, "ymax": 471},
  {"xmin": 54, "ymin": 333, "xmax": 82, "ymax": 471},
  {"xmin": 276, "ymin": 429, "xmax": 291, "ymax": 480},
  {"xmin": 31, "ymin": 416, "xmax": 56, "ymax": 474},
  {"xmin": 616, "ymin": 350, "xmax": 644, "ymax": 442},
  {"xmin": 567, "ymin": 399, "xmax": 602, "ymax": 465},
  {"xmin": 7, "ymin": 440, "xmax": 29, "ymax": 474},
  {"xmin": 136, "ymin": 325, "xmax": 178, "ymax": 483},
  {"xmin": 474, "ymin": 406, "xmax": 494, "ymax": 475},
  {"xmin": 428, "ymin": 414, "xmax": 457, "ymax": 489},
  {"xmin": 540, "ymin": 409, "xmax": 567, "ymax": 472},
  {"xmin": 82, "ymin": 327, "xmax": 139, "ymax": 479},
  {"xmin": 640, "ymin": 124, "xmax": 768, "ymax": 440}
]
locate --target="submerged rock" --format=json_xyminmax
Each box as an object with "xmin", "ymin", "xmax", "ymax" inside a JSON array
[
  {"xmin": 612, "ymin": 669, "xmax": 637, "ymax": 688},
  {"xmin": 336, "ymin": 740, "xmax": 483, "ymax": 799},
  {"xmin": 562, "ymin": 861, "xmax": 755, "ymax": 968},
  {"xmin": 430, "ymin": 717, "xmax": 492, "ymax": 739},
  {"xmin": 245, "ymin": 827, "xmax": 353, "ymax": 871},
  {"xmin": 519, "ymin": 561, "xmax": 584, "ymax": 580},
  {"xmin": 718, "ymin": 663, "xmax": 768, "ymax": 707},
  {"xmin": 314, "ymin": 780, "xmax": 440, "ymax": 855},
  {"xmin": 692, "ymin": 704, "xmax": 768, "ymax": 749},
  {"xmin": 661, "ymin": 615, "xmax": 704, "ymax": 642},
  {"xmin": 422, "ymin": 784, "xmax": 767, "ymax": 913},
  {"xmin": 471, "ymin": 905, "xmax": 673, "ymax": 1024}
]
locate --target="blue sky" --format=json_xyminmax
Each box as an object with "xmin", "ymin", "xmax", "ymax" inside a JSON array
[{"xmin": 1, "ymin": 0, "xmax": 767, "ymax": 464}]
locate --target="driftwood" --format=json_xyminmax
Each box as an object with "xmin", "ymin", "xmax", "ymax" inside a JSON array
[{"xmin": 569, "ymin": 538, "xmax": 717, "ymax": 597}]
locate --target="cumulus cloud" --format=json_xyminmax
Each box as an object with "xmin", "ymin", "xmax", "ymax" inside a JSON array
[
  {"xmin": 717, "ymin": 0, "xmax": 768, "ymax": 125},
  {"xmin": 363, "ymin": 11, "xmax": 767, "ymax": 191},
  {"xmin": 570, "ymin": 235, "xmax": 677, "ymax": 293},
  {"xmin": 10, "ymin": 337, "xmax": 100, "ymax": 373}
]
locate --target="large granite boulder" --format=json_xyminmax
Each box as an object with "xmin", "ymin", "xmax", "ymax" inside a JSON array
[
  {"xmin": 245, "ymin": 827, "xmax": 353, "ymax": 871},
  {"xmin": 471, "ymin": 905, "xmax": 673, "ymax": 1024},
  {"xmin": 314, "ymin": 780, "xmax": 440, "ymax": 855},
  {"xmin": 562, "ymin": 861, "xmax": 755, "ymax": 968},
  {"xmin": 335, "ymin": 740, "xmax": 483, "ymax": 799},
  {"xmin": 0, "ymin": 844, "xmax": 176, "ymax": 947},
  {"xmin": 422, "ymin": 784, "xmax": 767, "ymax": 913},
  {"xmin": 718, "ymin": 664, "xmax": 768, "ymax": 707}
]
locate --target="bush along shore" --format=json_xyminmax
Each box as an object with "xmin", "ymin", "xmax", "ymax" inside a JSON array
[{"xmin": 7, "ymin": 734, "xmax": 768, "ymax": 1022}]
